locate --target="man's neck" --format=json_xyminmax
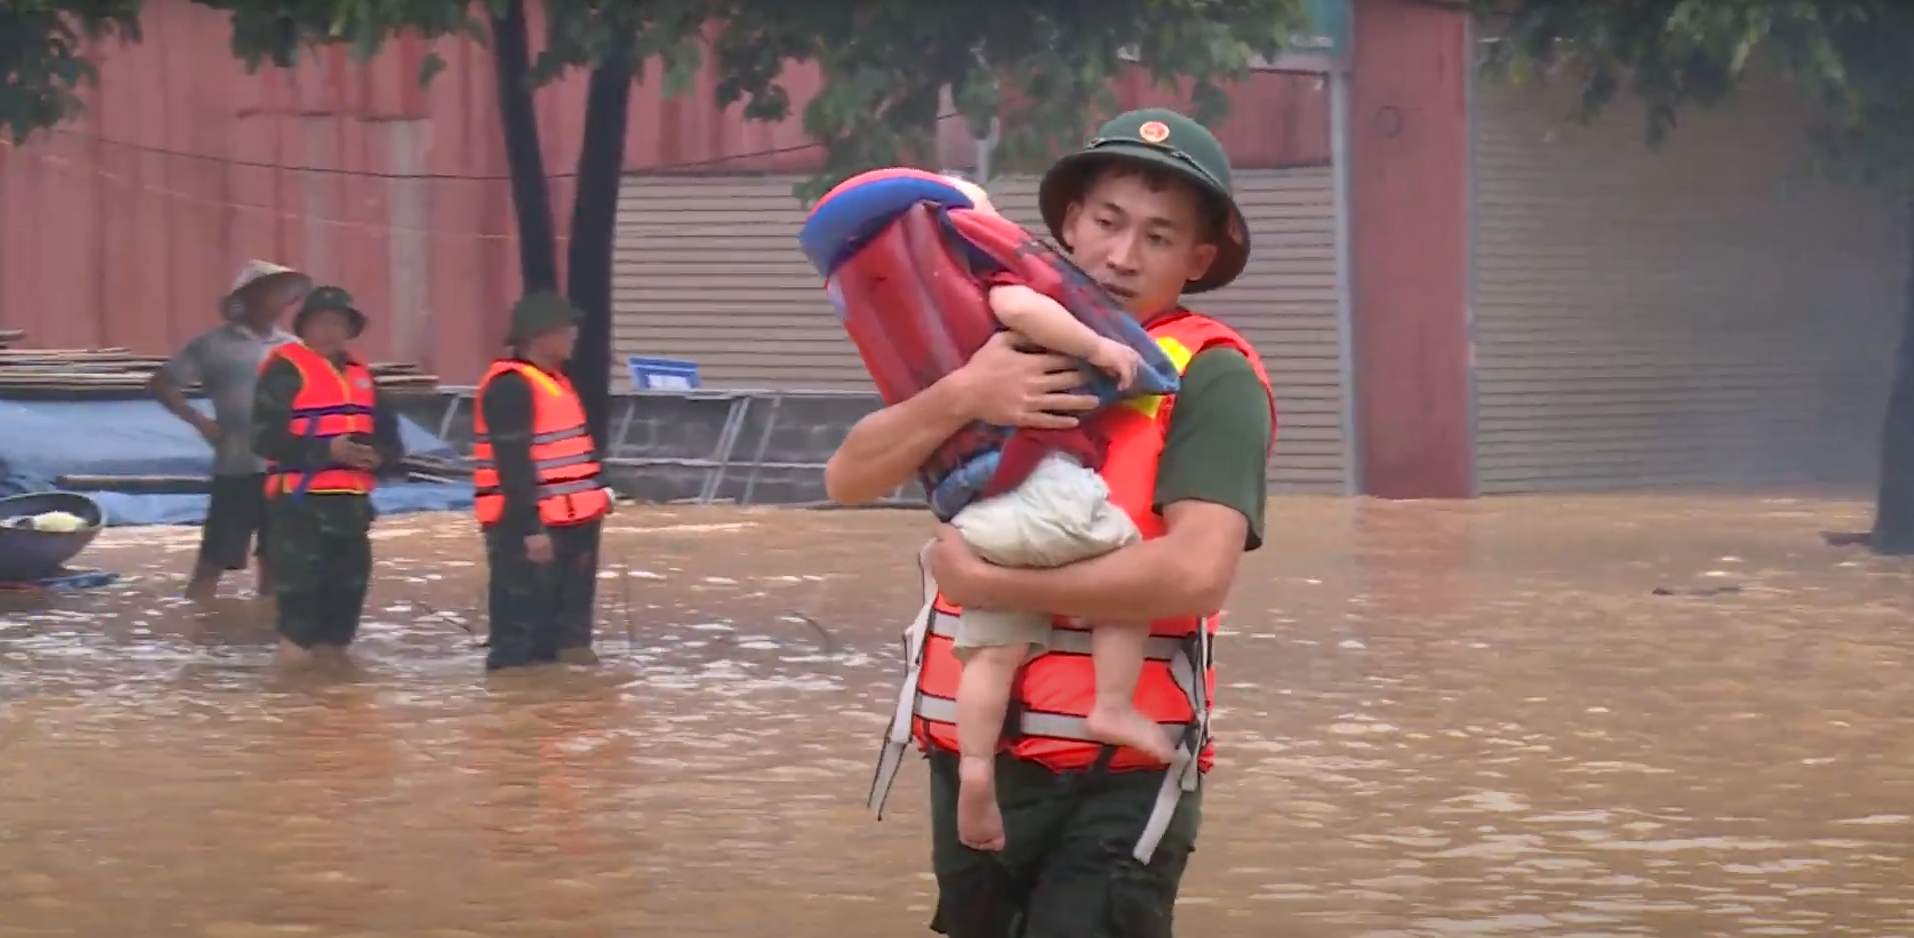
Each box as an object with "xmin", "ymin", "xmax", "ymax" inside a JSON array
[
  {"xmin": 238, "ymin": 318, "xmax": 277, "ymax": 337},
  {"xmin": 523, "ymin": 355, "xmax": 565, "ymax": 374},
  {"xmin": 1138, "ymin": 305, "xmax": 1187, "ymax": 328}
]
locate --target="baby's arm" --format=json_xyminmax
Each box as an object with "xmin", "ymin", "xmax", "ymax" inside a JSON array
[
  {"xmin": 988, "ymin": 284, "xmax": 1143, "ymax": 390},
  {"xmin": 987, "ymin": 285, "xmax": 1108, "ymax": 360}
]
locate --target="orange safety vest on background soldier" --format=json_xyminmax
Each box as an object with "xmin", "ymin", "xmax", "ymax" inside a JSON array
[
  {"xmin": 869, "ymin": 309, "xmax": 1276, "ymax": 862},
  {"xmin": 260, "ymin": 341, "xmax": 379, "ymax": 498},
  {"xmin": 470, "ymin": 360, "xmax": 612, "ymax": 527}
]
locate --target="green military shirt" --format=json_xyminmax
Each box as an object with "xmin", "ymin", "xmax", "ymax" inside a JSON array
[{"xmin": 251, "ymin": 352, "xmax": 407, "ymax": 536}]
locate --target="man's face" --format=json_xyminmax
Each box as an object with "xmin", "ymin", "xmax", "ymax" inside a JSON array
[
  {"xmin": 301, "ymin": 309, "xmax": 355, "ymax": 353},
  {"xmin": 236, "ymin": 280, "xmax": 303, "ymax": 325},
  {"xmin": 1059, "ymin": 168, "xmax": 1219, "ymax": 320},
  {"xmin": 528, "ymin": 325, "xmax": 578, "ymax": 361}
]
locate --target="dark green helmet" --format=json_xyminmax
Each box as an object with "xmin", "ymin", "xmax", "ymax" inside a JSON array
[{"xmin": 1037, "ymin": 108, "xmax": 1249, "ymax": 294}]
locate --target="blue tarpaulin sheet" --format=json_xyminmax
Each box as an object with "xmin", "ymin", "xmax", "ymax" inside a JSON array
[{"xmin": 0, "ymin": 399, "xmax": 472, "ymax": 526}]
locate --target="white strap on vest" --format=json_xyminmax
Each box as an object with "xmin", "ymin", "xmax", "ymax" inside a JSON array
[
  {"xmin": 863, "ymin": 552, "xmax": 1212, "ymax": 864},
  {"xmin": 866, "ymin": 541, "xmax": 938, "ymax": 818},
  {"xmin": 1133, "ymin": 623, "xmax": 1209, "ymax": 863}
]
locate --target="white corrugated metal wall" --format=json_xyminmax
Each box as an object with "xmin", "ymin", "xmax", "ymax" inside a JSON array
[
  {"xmin": 612, "ymin": 169, "xmax": 1349, "ymax": 491},
  {"xmin": 1470, "ymin": 79, "xmax": 1908, "ymax": 492}
]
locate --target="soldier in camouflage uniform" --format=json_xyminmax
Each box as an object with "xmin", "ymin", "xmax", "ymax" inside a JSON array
[
  {"xmin": 250, "ymin": 287, "xmax": 407, "ymax": 665},
  {"xmin": 471, "ymin": 293, "xmax": 613, "ymax": 671}
]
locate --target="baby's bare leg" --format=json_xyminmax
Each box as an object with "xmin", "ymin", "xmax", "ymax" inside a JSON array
[
  {"xmin": 955, "ymin": 642, "xmax": 1028, "ymax": 852},
  {"xmin": 1084, "ymin": 623, "xmax": 1177, "ymax": 763}
]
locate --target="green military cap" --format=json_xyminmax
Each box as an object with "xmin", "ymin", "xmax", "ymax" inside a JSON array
[
  {"xmin": 1038, "ymin": 108, "xmax": 1250, "ymax": 294},
  {"xmin": 506, "ymin": 291, "xmax": 583, "ymax": 344},
  {"xmin": 292, "ymin": 285, "xmax": 367, "ymax": 338}
]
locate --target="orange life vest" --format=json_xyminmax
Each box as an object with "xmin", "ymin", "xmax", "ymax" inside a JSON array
[
  {"xmin": 471, "ymin": 360, "xmax": 612, "ymax": 528},
  {"xmin": 912, "ymin": 309, "xmax": 1273, "ymax": 771},
  {"xmin": 868, "ymin": 311, "xmax": 1276, "ymax": 864},
  {"xmin": 261, "ymin": 342, "xmax": 379, "ymax": 498}
]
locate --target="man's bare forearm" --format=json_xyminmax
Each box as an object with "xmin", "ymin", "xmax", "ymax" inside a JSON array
[
  {"xmin": 148, "ymin": 373, "xmax": 206, "ymax": 427},
  {"xmin": 989, "ymin": 285, "xmax": 1104, "ymax": 359},
  {"xmin": 824, "ymin": 376, "xmax": 974, "ymax": 504}
]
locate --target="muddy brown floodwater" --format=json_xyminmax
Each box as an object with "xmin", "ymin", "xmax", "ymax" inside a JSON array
[{"xmin": 2, "ymin": 495, "xmax": 1913, "ymax": 937}]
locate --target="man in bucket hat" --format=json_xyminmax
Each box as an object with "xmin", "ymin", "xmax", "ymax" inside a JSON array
[
  {"xmin": 251, "ymin": 286, "xmax": 405, "ymax": 667},
  {"xmin": 830, "ymin": 109, "xmax": 1276, "ymax": 937},
  {"xmin": 469, "ymin": 292, "xmax": 613, "ymax": 671},
  {"xmin": 150, "ymin": 260, "xmax": 312, "ymax": 602}
]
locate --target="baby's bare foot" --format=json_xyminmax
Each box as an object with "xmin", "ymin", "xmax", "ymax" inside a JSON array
[
  {"xmin": 955, "ymin": 757, "xmax": 1006, "ymax": 852},
  {"xmin": 1085, "ymin": 704, "xmax": 1176, "ymax": 763}
]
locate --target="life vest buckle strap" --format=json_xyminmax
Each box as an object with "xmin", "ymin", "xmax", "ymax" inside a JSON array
[
  {"xmin": 925, "ymin": 611, "xmax": 1183, "ymax": 661},
  {"xmin": 530, "ymin": 426, "xmax": 587, "ymax": 445},
  {"xmin": 868, "ymin": 541, "xmax": 939, "ymax": 819},
  {"xmin": 532, "ymin": 452, "xmax": 599, "ymax": 472},
  {"xmin": 535, "ymin": 478, "xmax": 606, "ymax": 500}
]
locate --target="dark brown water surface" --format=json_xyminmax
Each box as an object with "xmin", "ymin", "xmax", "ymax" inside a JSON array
[{"xmin": 3, "ymin": 495, "xmax": 1911, "ymax": 937}]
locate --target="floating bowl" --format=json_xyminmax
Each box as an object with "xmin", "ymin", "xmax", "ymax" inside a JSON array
[{"xmin": 0, "ymin": 491, "xmax": 107, "ymax": 583}]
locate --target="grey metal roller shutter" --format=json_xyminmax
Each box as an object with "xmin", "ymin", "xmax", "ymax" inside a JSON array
[
  {"xmin": 988, "ymin": 170, "xmax": 1348, "ymax": 493},
  {"xmin": 612, "ymin": 175, "xmax": 868, "ymax": 390},
  {"xmin": 611, "ymin": 170, "xmax": 1349, "ymax": 493},
  {"xmin": 1471, "ymin": 80, "xmax": 1908, "ymax": 492}
]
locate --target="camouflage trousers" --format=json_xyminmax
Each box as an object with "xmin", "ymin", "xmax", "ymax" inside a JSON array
[
  {"xmin": 927, "ymin": 749, "xmax": 1201, "ymax": 938},
  {"xmin": 483, "ymin": 519, "xmax": 601, "ymax": 670},
  {"xmin": 267, "ymin": 497, "xmax": 374, "ymax": 649}
]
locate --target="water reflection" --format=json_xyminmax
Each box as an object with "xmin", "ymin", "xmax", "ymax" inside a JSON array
[{"xmin": 1, "ymin": 496, "xmax": 1911, "ymax": 936}]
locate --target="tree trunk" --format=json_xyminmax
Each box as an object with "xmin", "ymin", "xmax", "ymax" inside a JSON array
[
  {"xmin": 1868, "ymin": 201, "xmax": 1914, "ymax": 554},
  {"xmin": 565, "ymin": 45, "xmax": 634, "ymax": 447},
  {"xmin": 489, "ymin": 0, "xmax": 559, "ymax": 294}
]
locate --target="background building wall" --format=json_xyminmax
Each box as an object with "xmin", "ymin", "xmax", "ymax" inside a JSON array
[{"xmin": 0, "ymin": 0, "xmax": 1331, "ymax": 383}]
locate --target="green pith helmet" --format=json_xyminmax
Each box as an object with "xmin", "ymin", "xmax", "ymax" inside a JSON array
[
  {"xmin": 292, "ymin": 285, "xmax": 366, "ymax": 339},
  {"xmin": 1037, "ymin": 108, "xmax": 1249, "ymax": 294},
  {"xmin": 506, "ymin": 291, "xmax": 582, "ymax": 345}
]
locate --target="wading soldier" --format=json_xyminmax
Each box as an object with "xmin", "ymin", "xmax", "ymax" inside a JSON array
[
  {"xmin": 151, "ymin": 260, "xmax": 311, "ymax": 601},
  {"xmin": 250, "ymin": 287, "xmax": 406, "ymax": 666},
  {"xmin": 471, "ymin": 292, "xmax": 612, "ymax": 671},
  {"xmin": 839, "ymin": 110, "xmax": 1275, "ymax": 938}
]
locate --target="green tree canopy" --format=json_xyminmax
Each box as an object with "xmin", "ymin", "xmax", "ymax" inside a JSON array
[
  {"xmin": 1477, "ymin": 0, "xmax": 1914, "ymax": 192},
  {"xmin": 6, "ymin": 0, "xmax": 1313, "ymax": 192},
  {"xmin": 0, "ymin": 0, "xmax": 141, "ymax": 142}
]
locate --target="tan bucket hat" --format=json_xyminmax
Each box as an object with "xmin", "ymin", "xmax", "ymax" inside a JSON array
[{"xmin": 219, "ymin": 260, "xmax": 313, "ymax": 320}]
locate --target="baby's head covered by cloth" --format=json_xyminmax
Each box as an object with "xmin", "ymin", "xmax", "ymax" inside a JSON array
[{"xmin": 940, "ymin": 172, "xmax": 999, "ymax": 217}]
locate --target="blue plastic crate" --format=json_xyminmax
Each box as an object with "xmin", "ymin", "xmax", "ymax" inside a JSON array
[{"xmin": 626, "ymin": 356, "xmax": 701, "ymax": 391}]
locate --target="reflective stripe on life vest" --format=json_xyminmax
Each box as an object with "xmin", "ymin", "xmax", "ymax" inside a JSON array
[
  {"xmin": 471, "ymin": 360, "xmax": 612, "ymax": 527},
  {"xmin": 260, "ymin": 342, "xmax": 379, "ymax": 498},
  {"xmin": 866, "ymin": 309, "xmax": 1274, "ymax": 864}
]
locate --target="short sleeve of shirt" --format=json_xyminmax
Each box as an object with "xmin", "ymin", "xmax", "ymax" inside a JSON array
[
  {"xmin": 1152, "ymin": 347, "xmax": 1273, "ymax": 551},
  {"xmin": 163, "ymin": 330, "xmax": 210, "ymax": 385}
]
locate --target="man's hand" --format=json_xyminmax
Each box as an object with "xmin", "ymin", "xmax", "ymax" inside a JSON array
[
  {"xmin": 192, "ymin": 416, "xmax": 222, "ymax": 446},
  {"xmin": 524, "ymin": 533, "xmax": 554, "ymax": 565},
  {"xmin": 925, "ymin": 524, "xmax": 994, "ymax": 607},
  {"xmin": 951, "ymin": 332, "xmax": 1101, "ymax": 430},
  {"xmin": 328, "ymin": 436, "xmax": 378, "ymax": 468}
]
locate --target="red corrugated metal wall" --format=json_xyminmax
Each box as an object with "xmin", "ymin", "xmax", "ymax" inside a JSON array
[{"xmin": 0, "ymin": 0, "xmax": 1330, "ymax": 382}]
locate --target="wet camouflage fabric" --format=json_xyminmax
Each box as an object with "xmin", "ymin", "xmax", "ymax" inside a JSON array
[
  {"xmin": 267, "ymin": 495, "xmax": 374, "ymax": 649},
  {"xmin": 926, "ymin": 750, "xmax": 1200, "ymax": 938},
  {"xmin": 484, "ymin": 519, "xmax": 601, "ymax": 670}
]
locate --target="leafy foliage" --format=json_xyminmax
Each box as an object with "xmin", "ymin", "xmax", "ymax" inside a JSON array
[
  {"xmin": 1477, "ymin": 0, "xmax": 1914, "ymax": 193},
  {"xmin": 0, "ymin": 0, "xmax": 142, "ymax": 142},
  {"xmin": 708, "ymin": 0, "xmax": 1312, "ymax": 199}
]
